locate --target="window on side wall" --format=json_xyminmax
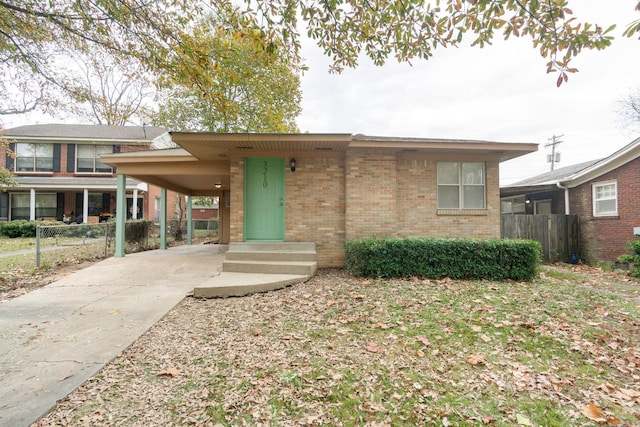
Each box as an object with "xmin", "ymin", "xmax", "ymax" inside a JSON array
[
  {"xmin": 593, "ymin": 180, "xmax": 617, "ymax": 216},
  {"xmin": 437, "ymin": 162, "xmax": 486, "ymax": 209}
]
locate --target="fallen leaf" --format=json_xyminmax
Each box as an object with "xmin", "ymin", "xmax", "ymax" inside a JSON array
[
  {"xmin": 581, "ymin": 403, "xmax": 606, "ymax": 423},
  {"xmin": 366, "ymin": 342, "xmax": 381, "ymax": 353},
  {"xmin": 110, "ymin": 309, "xmax": 120, "ymax": 315},
  {"xmin": 416, "ymin": 335, "xmax": 431, "ymax": 347},
  {"xmin": 516, "ymin": 413, "xmax": 532, "ymax": 425},
  {"xmin": 157, "ymin": 367, "xmax": 180, "ymax": 377},
  {"xmin": 467, "ymin": 354, "xmax": 486, "ymax": 365}
]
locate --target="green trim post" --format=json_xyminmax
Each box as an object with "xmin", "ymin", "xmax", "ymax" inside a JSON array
[
  {"xmin": 160, "ymin": 187, "xmax": 167, "ymax": 250},
  {"xmin": 186, "ymin": 195, "xmax": 192, "ymax": 245},
  {"xmin": 115, "ymin": 174, "xmax": 126, "ymax": 257}
]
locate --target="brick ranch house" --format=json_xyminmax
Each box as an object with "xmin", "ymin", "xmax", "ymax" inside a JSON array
[
  {"xmin": 101, "ymin": 133, "xmax": 536, "ymax": 267},
  {"xmin": 500, "ymin": 136, "xmax": 640, "ymax": 264},
  {"xmin": 0, "ymin": 124, "xmax": 181, "ymax": 223}
]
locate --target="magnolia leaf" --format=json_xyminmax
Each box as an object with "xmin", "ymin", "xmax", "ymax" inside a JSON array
[
  {"xmin": 365, "ymin": 342, "xmax": 381, "ymax": 353},
  {"xmin": 416, "ymin": 335, "xmax": 431, "ymax": 347},
  {"xmin": 466, "ymin": 354, "xmax": 486, "ymax": 365},
  {"xmin": 516, "ymin": 413, "xmax": 532, "ymax": 425},
  {"xmin": 157, "ymin": 367, "xmax": 180, "ymax": 377},
  {"xmin": 581, "ymin": 403, "xmax": 606, "ymax": 423}
]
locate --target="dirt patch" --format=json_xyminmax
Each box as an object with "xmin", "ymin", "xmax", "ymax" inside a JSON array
[{"xmin": 0, "ymin": 259, "xmax": 101, "ymax": 302}]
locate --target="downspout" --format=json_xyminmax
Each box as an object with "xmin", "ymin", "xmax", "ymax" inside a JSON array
[{"xmin": 556, "ymin": 181, "xmax": 570, "ymax": 215}]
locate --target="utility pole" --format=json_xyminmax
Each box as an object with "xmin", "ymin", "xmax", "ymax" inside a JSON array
[{"xmin": 545, "ymin": 134, "xmax": 563, "ymax": 171}]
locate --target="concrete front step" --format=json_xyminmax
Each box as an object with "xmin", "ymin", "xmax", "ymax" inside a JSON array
[
  {"xmin": 224, "ymin": 250, "xmax": 316, "ymax": 262},
  {"xmin": 193, "ymin": 272, "xmax": 310, "ymax": 298},
  {"xmin": 229, "ymin": 242, "xmax": 316, "ymax": 252},
  {"xmin": 223, "ymin": 260, "xmax": 317, "ymax": 276}
]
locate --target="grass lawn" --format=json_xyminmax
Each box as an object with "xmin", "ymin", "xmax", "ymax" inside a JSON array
[{"xmin": 35, "ymin": 267, "xmax": 640, "ymax": 426}]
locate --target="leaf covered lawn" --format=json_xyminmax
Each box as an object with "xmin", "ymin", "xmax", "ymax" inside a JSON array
[{"xmin": 35, "ymin": 268, "xmax": 640, "ymax": 426}]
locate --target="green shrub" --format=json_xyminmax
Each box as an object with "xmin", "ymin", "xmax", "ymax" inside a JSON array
[
  {"xmin": 618, "ymin": 239, "xmax": 640, "ymax": 277},
  {"xmin": 344, "ymin": 237, "xmax": 541, "ymax": 281},
  {"xmin": 125, "ymin": 220, "xmax": 151, "ymax": 249},
  {"xmin": 0, "ymin": 220, "xmax": 45, "ymax": 238}
]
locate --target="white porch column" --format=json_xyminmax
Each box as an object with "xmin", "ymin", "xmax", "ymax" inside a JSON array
[
  {"xmin": 83, "ymin": 189, "xmax": 89, "ymax": 223},
  {"xmin": 132, "ymin": 189, "xmax": 139, "ymax": 219},
  {"xmin": 29, "ymin": 188, "xmax": 36, "ymax": 221}
]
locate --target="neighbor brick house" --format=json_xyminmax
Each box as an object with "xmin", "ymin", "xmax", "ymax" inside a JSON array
[
  {"xmin": 500, "ymin": 136, "xmax": 640, "ymax": 264},
  {"xmin": 0, "ymin": 124, "xmax": 180, "ymax": 223},
  {"xmin": 102, "ymin": 133, "xmax": 537, "ymax": 267}
]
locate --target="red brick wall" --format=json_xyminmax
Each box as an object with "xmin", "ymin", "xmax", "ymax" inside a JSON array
[{"xmin": 570, "ymin": 157, "xmax": 640, "ymax": 263}]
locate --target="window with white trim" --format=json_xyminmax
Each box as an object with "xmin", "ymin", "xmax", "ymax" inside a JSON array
[
  {"xmin": 437, "ymin": 162, "xmax": 486, "ymax": 209},
  {"xmin": 14, "ymin": 143, "xmax": 53, "ymax": 172},
  {"xmin": 76, "ymin": 145, "xmax": 113, "ymax": 173},
  {"xmin": 593, "ymin": 180, "xmax": 617, "ymax": 216},
  {"xmin": 10, "ymin": 193, "xmax": 57, "ymax": 220}
]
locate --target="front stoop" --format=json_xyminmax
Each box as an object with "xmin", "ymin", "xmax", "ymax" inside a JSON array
[{"xmin": 193, "ymin": 242, "xmax": 317, "ymax": 298}]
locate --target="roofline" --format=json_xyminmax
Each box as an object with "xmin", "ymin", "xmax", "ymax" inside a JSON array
[
  {"xmin": 6, "ymin": 135, "xmax": 160, "ymax": 145},
  {"xmin": 559, "ymin": 136, "xmax": 640, "ymax": 187},
  {"xmin": 170, "ymin": 132, "xmax": 352, "ymax": 143}
]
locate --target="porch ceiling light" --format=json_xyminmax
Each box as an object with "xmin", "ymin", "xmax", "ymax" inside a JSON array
[
  {"xmin": 214, "ymin": 183, "xmax": 222, "ymax": 189},
  {"xmin": 290, "ymin": 158, "xmax": 296, "ymax": 172}
]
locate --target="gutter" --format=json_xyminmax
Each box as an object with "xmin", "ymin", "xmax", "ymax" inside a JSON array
[{"xmin": 556, "ymin": 181, "xmax": 570, "ymax": 215}]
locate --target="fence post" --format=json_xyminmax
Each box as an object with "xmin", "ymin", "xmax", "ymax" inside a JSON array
[
  {"xmin": 104, "ymin": 222, "xmax": 109, "ymax": 257},
  {"xmin": 36, "ymin": 225, "xmax": 41, "ymax": 268}
]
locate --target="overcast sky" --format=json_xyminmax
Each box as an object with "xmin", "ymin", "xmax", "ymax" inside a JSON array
[
  {"xmin": 4, "ymin": 3, "xmax": 639, "ymax": 185},
  {"xmin": 297, "ymin": 2, "xmax": 640, "ymax": 184}
]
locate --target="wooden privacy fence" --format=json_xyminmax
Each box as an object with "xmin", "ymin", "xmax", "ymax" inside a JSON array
[{"xmin": 501, "ymin": 214, "xmax": 580, "ymax": 263}]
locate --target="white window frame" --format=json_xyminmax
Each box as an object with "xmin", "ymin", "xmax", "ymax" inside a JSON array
[
  {"xmin": 14, "ymin": 143, "xmax": 54, "ymax": 173},
  {"xmin": 437, "ymin": 162, "xmax": 486, "ymax": 210},
  {"xmin": 592, "ymin": 180, "xmax": 618, "ymax": 217},
  {"xmin": 76, "ymin": 144, "xmax": 113, "ymax": 174}
]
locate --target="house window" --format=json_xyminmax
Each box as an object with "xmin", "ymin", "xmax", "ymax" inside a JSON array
[
  {"xmin": 76, "ymin": 145, "xmax": 113, "ymax": 173},
  {"xmin": 437, "ymin": 162, "xmax": 485, "ymax": 209},
  {"xmin": 14, "ymin": 143, "xmax": 53, "ymax": 172},
  {"xmin": 10, "ymin": 193, "xmax": 57, "ymax": 220},
  {"xmin": 501, "ymin": 195, "xmax": 525, "ymax": 214},
  {"xmin": 593, "ymin": 181, "xmax": 617, "ymax": 216}
]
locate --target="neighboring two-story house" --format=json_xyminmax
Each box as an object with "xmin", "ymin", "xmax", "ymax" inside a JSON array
[{"xmin": 1, "ymin": 124, "xmax": 178, "ymax": 223}]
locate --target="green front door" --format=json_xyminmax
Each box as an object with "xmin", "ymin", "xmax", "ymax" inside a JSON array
[{"xmin": 244, "ymin": 157, "xmax": 285, "ymax": 241}]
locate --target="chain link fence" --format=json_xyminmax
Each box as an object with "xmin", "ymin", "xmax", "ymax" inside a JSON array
[{"xmin": 33, "ymin": 218, "xmax": 219, "ymax": 268}]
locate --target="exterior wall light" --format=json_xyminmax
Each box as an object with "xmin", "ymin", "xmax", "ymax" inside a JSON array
[
  {"xmin": 214, "ymin": 183, "xmax": 222, "ymax": 189},
  {"xmin": 290, "ymin": 158, "xmax": 296, "ymax": 172}
]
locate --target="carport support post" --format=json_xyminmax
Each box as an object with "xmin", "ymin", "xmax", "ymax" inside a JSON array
[
  {"xmin": 186, "ymin": 195, "xmax": 192, "ymax": 245},
  {"xmin": 160, "ymin": 187, "xmax": 167, "ymax": 250},
  {"xmin": 115, "ymin": 174, "xmax": 127, "ymax": 257}
]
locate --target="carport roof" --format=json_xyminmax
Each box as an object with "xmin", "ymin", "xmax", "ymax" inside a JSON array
[{"xmin": 101, "ymin": 133, "xmax": 537, "ymax": 196}]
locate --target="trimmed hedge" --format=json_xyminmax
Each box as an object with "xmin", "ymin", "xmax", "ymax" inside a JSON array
[
  {"xmin": 345, "ymin": 237, "xmax": 541, "ymax": 281},
  {"xmin": 0, "ymin": 220, "xmax": 46, "ymax": 238}
]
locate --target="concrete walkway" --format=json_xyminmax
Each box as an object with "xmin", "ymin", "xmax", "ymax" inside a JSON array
[{"xmin": 0, "ymin": 244, "xmax": 226, "ymax": 427}]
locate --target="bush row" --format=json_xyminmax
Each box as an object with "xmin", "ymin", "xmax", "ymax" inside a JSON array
[
  {"xmin": 344, "ymin": 237, "xmax": 541, "ymax": 281},
  {"xmin": 0, "ymin": 220, "xmax": 44, "ymax": 238}
]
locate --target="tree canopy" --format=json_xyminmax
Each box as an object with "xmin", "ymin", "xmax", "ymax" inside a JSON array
[
  {"xmin": 154, "ymin": 18, "xmax": 301, "ymax": 133},
  {"xmin": 1, "ymin": 0, "xmax": 638, "ymax": 116}
]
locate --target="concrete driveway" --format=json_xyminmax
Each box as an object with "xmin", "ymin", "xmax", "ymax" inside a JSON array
[{"xmin": 0, "ymin": 244, "xmax": 225, "ymax": 427}]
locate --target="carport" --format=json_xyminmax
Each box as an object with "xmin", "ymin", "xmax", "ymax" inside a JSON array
[{"xmin": 101, "ymin": 144, "xmax": 231, "ymax": 256}]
